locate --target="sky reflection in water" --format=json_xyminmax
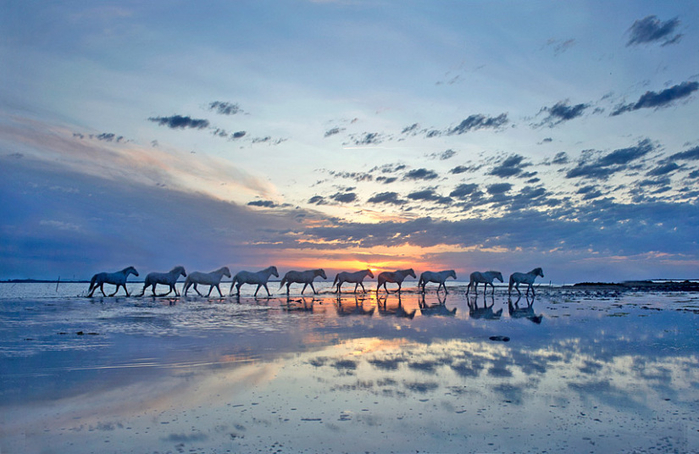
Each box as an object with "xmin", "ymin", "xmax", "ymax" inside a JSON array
[{"xmin": 1, "ymin": 282, "xmax": 699, "ymax": 453}]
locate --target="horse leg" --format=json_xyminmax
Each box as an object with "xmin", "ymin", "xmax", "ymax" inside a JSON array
[
  {"xmin": 310, "ymin": 282, "xmax": 317, "ymax": 294},
  {"xmin": 206, "ymin": 285, "xmax": 214, "ymax": 297},
  {"xmin": 214, "ymin": 284, "xmax": 224, "ymax": 297},
  {"xmin": 254, "ymin": 285, "xmax": 261, "ymax": 297},
  {"xmin": 109, "ymin": 284, "xmax": 119, "ymax": 297},
  {"xmin": 264, "ymin": 284, "xmax": 271, "ymax": 296},
  {"xmin": 359, "ymin": 282, "xmax": 366, "ymax": 293},
  {"xmin": 193, "ymin": 283, "xmax": 203, "ymax": 296}
]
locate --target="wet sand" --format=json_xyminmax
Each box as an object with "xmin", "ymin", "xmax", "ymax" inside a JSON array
[{"xmin": 1, "ymin": 282, "xmax": 699, "ymax": 453}]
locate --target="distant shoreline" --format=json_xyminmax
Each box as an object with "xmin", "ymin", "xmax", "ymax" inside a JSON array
[{"xmin": 2, "ymin": 278, "xmax": 698, "ymax": 292}]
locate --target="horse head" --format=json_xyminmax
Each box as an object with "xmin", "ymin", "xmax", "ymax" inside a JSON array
[
  {"xmin": 270, "ymin": 266, "xmax": 279, "ymax": 278},
  {"xmin": 494, "ymin": 271, "xmax": 504, "ymax": 282},
  {"xmin": 318, "ymin": 269, "xmax": 327, "ymax": 279},
  {"xmin": 367, "ymin": 269, "xmax": 375, "ymax": 278},
  {"xmin": 174, "ymin": 266, "xmax": 187, "ymax": 277},
  {"xmin": 533, "ymin": 267, "xmax": 544, "ymax": 278},
  {"xmin": 406, "ymin": 268, "xmax": 416, "ymax": 279},
  {"xmin": 222, "ymin": 266, "xmax": 232, "ymax": 278},
  {"xmin": 448, "ymin": 270, "xmax": 457, "ymax": 280},
  {"xmin": 126, "ymin": 266, "xmax": 139, "ymax": 277}
]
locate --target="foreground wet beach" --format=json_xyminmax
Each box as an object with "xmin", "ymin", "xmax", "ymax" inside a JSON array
[{"xmin": 1, "ymin": 282, "xmax": 699, "ymax": 453}]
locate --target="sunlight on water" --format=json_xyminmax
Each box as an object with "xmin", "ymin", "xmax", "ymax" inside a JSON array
[{"xmin": 1, "ymin": 282, "xmax": 699, "ymax": 452}]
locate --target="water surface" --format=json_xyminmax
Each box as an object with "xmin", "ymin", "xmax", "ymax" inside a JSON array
[{"xmin": 1, "ymin": 282, "xmax": 698, "ymax": 453}]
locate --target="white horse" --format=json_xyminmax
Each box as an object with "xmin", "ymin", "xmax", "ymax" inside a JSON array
[
  {"xmin": 87, "ymin": 266, "xmax": 139, "ymax": 297},
  {"xmin": 508, "ymin": 267, "xmax": 544, "ymax": 297},
  {"xmin": 466, "ymin": 270, "xmax": 503, "ymax": 296},
  {"xmin": 183, "ymin": 266, "xmax": 231, "ymax": 297},
  {"xmin": 137, "ymin": 266, "xmax": 187, "ymax": 297},
  {"xmin": 230, "ymin": 266, "xmax": 279, "ymax": 297},
  {"xmin": 418, "ymin": 270, "xmax": 457, "ymax": 293},
  {"xmin": 279, "ymin": 269, "xmax": 327, "ymax": 295},
  {"xmin": 333, "ymin": 269, "xmax": 374, "ymax": 294},
  {"xmin": 376, "ymin": 269, "xmax": 416, "ymax": 294}
]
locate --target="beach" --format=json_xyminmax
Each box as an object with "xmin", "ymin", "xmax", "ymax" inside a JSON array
[{"xmin": 1, "ymin": 281, "xmax": 699, "ymax": 453}]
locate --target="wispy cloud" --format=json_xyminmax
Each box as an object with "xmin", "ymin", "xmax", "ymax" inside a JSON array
[
  {"xmin": 148, "ymin": 115, "xmax": 210, "ymax": 129},
  {"xmin": 208, "ymin": 101, "xmax": 243, "ymax": 115},
  {"xmin": 611, "ymin": 82, "xmax": 698, "ymax": 116},
  {"xmin": 536, "ymin": 100, "xmax": 589, "ymax": 127},
  {"xmin": 626, "ymin": 15, "xmax": 682, "ymax": 47},
  {"xmin": 566, "ymin": 139, "xmax": 655, "ymax": 179}
]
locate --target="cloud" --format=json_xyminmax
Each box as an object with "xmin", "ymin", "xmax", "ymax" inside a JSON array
[
  {"xmin": 446, "ymin": 113, "xmax": 509, "ymax": 135},
  {"xmin": 324, "ymin": 127, "xmax": 345, "ymax": 137},
  {"xmin": 231, "ymin": 131, "xmax": 247, "ymax": 139},
  {"xmin": 331, "ymin": 191, "xmax": 357, "ymax": 203},
  {"xmin": 667, "ymin": 145, "xmax": 699, "ymax": 162},
  {"xmin": 349, "ymin": 132, "xmax": 384, "ymax": 146},
  {"xmin": 426, "ymin": 149, "xmax": 457, "ymax": 160},
  {"xmin": 308, "ymin": 195, "xmax": 327, "ymax": 205},
  {"xmin": 148, "ymin": 115, "xmax": 210, "ymax": 129},
  {"xmin": 407, "ymin": 189, "xmax": 452, "ymax": 205},
  {"xmin": 626, "ymin": 15, "xmax": 682, "ymax": 47},
  {"xmin": 404, "ymin": 168, "xmax": 438, "ymax": 181},
  {"xmin": 536, "ymin": 100, "xmax": 589, "ymax": 127},
  {"xmin": 611, "ymin": 82, "xmax": 699, "ymax": 116},
  {"xmin": 208, "ymin": 101, "xmax": 242, "ymax": 115},
  {"xmin": 248, "ymin": 200, "xmax": 278, "ymax": 208},
  {"xmin": 489, "ymin": 155, "xmax": 531, "ymax": 178},
  {"xmin": 551, "ymin": 152, "xmax": 569, "ymax": 165},
  {"xmin": 449, "ymin": 183, "xmax": 480, "ymax": 199},
  {"xmin": 367, "ymin": 192, "xmax": 405, "ymax": 205},
  {"xmin": 486, "ymin": 183, "xmax": 512, "ymax": 195},
  {"xmin": 647, "ymin": 162, "xmax": 680, "ymax": 177},
  {"xmin": 566, "ymin": 139, "xmax": 655, "ymax": 179}
]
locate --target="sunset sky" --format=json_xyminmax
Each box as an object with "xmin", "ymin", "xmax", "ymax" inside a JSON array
[{"xmin": 1, "ymin": 1, "xmax": 698, "ymax": 284}]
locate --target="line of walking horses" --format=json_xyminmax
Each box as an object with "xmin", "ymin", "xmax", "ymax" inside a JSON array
[{"xmin": 86, "ymin": 265, "xmax": 544, "ymax": 299}]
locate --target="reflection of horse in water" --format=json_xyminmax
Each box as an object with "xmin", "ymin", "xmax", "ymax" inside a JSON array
[
  {"xmin": 183, "ymin": 267, "xmax": 231, "ymax": 297},
  {"xmin": 418, "ymin": 293, "xmax": 457, "ymax": 316},
  {"xmin": 282, "ymin": 296, "xmax": 315, "ymax": 312},
  {"xmin": 137, "ymin": 266, "xmax": 187, "ymax": 297},
  {"xmin": 508, "ymin": 267, "xmax": 544, "ymax": 297},
  {"xmin": 336, "ymin": 294, "xmax": 375, "ymax": 317},
  {"xmin": 376, "ymin": 269, "xmax": 416, "ymax": 294},
  {"xmin": 230, "ymin": 266, "xmax": 279, "ymax": 297},
  {"xmin": 508, "ymin": 295, "xmax": 543, "ymax": 324},
  {"xmin": 280, "ymin": 269, "xmax": 327, "ymax": 295},
  {"xmin": 333, "ymin": 269, "xmax": 374, "ymax": 294},
  {"xmin": 467, "ymin": 295, "xmax": 502, "ymax": 320},
  {"xmin": 418, "ymin": 270, "xmax": 457, "ymax": 293},
  {"xmin": 466, "ymin": 270, "xmax": 503, "ymax": 296},
  {"xmin": 87, "ymin": 266, "xmax": 139, "ymax": 297},
  {"xmin": 377, "ymin": 294, "xmax": 416, "ymax": 319}
]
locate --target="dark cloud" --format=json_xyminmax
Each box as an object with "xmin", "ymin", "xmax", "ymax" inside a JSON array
[
  {"xmin": 537, "ymin": 100, "xmax": 589, "ymax": 127},
  {"xmin": 231, "ymin": 131, "xmax": 247, "ymax": 139},
  {"xmin": 324, "ymin": 127, "xmax": 345, "ymax": 137},
  {"xmin": 148, "ymin": 115, "xmax": 210, "ymax": 130},
  {"xmin": 566, "ymin": 139, "xmax": 655, "ymax": 179},
  {"xmin": 331, "ymin": 192, "xmax": 357, "ymax": 203},
  {"xmin": 329, "ymin": 171, "xmax": 373, "ymax": 182},
  {"xmin": 611, "ymin": 82, "xmax": 698, "ymax": 116},
  {"xmin": 449, "ymin": 183, "xmax": 480, "ymax": 199},
  {"xmin": 95, "ymin": 133, "xmax": 124, "ymax": 142},
  {"xmin": 449, "ymin": 165, "xmax": 472, "ymax": 174},
  {"xmin": 367, "ymin": 192, "xmax": 405, "ymax": 205},
  {"xmin": 248, "ymin": 200, "xmax": 277, "ymax": 208},
  {"xmin": 577, "ymin": 186, "xmax": 604, "ymax": 200},
  {"xmin": 308, "ymin": 195, "xmax": 327, "ymax": 205},
  {"xmin": 209, "ymin": 101, "xmax": 242, "ymax": 115},
  {"xmin": 401, "ymin": 123, "xmax": 420, "ymax": 135},
  {"xmin": 490, "ymin": 155, "xmax": 531, "ymax": 178},
  {"xmin": 407, "ymin": 189, "xmax": 452, "ymax": 205},
  {"xmin": 667, "ymin": 145, "xmax": 699, "ymax": 162},
  {"xmin": 404, "ymin": 168, "xmax": 438, "ymax": 181},
  {"xmin": 446, "ymin": 113, "xmax": 509, "ymax": 135},
  {"xmin": 626, "ymin": 15, "xmax": 682, "ymax": 47},
  {"xmin": 647, "ymin": 163, "xmax": 680, "ymax": 176},
  {"xmin": 350, "ymin": 132, "xmax": 384, "ymax": 146},
  {"xmin": 552, "ymin": 152, "xmax": 569, "ymax": 165},
  {"xmin": 376, "ymin": 176, "xmax": 398, "ymax": 184},
  {"xmin": 487, "ymin": 183, "xmax": 512, "ymax": 195},
  {"xmin": 427, "ymin": 149, "xmax": 457, "ymax": 160}
]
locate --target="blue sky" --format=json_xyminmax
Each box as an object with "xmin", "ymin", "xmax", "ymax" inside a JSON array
[{"xmin": 1, "ymin": 1, "xmax": 698, "ymax": 283}]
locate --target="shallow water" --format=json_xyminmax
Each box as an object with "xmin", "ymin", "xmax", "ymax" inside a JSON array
[{"xmin": 1, "ymin": 282, "xmax": 699, "ymax": 453}]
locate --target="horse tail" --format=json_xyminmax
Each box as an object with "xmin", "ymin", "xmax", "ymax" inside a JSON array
[
  {"xmin": 88, "ymin": 274, "xmax": 98, "ymax": 291},
  {"xmin": 508, "ymin": 274, "xmax": 514, "ymax": 293},
  {"xmin": 333, "ymin": 274, "xmax": 339, "ymax": 286}
]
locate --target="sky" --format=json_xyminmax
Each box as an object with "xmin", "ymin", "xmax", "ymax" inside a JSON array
[{"xmin": 1, "ymin": 0, "xmax": 698, "ymax": 284}]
